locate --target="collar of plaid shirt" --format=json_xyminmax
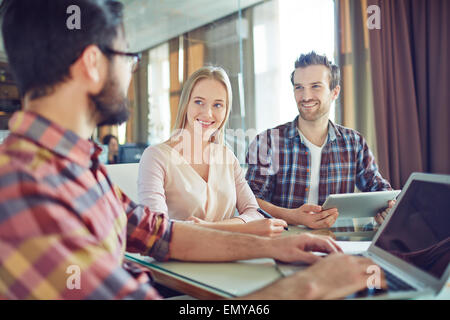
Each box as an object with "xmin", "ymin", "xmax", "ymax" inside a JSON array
[
  {"xmin": 8, "ymin": 111, "xmax": 101, "ymax": 167},
  {"xmin": 287, "ymin": 115, "xmax": 340, "ymax": 144}
]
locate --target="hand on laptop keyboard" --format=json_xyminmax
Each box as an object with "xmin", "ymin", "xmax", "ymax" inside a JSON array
[{"xmin": 294, "ymin": 253, "xmax": 388, "ymax": 299}]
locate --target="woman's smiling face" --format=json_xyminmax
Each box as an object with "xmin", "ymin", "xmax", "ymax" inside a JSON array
[{"xmin": 185, "ymin": 78, "xmax": 228, "ymax": 141}]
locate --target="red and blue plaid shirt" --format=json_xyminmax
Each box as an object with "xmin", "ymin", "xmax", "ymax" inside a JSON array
[
  {"xmin": 245, "ymin": 116, "xmax": 391, "ymax": 208},
  {"xmin": 0, "ymin": 111, "xmax": 172, "ymax": 299}
]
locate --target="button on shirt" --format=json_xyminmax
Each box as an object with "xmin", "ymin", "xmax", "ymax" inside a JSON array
[
  {"xmin": 0, "ymin": 111, "xmax": 172, "ymax": 299},
  {"xmin": 245, "ymin": 116, "xmax": 392, "ymax": 209}
]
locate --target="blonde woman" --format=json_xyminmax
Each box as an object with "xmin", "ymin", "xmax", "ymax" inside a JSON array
[{"xmin": 138, "ymin": 66, "xmax": 287, "ymax": 237}]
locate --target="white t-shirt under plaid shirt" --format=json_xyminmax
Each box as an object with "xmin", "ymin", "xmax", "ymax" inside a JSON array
[{"xmin": 297, "ymin": 128, "xmax": 327, "ymax": 205}]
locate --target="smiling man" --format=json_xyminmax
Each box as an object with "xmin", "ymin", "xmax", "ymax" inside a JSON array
[{"xmin": 246, "ymin": 51, "xmax": 393, "ymax": 229}]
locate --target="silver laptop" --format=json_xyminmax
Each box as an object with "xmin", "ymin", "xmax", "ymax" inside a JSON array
[{"xmin": 350, "ymin": 172, "xmax": 450, "ymax": 299}]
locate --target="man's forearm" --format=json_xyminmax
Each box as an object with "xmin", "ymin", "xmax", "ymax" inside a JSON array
[{"xmin": 169, "ymin": 221, "xmax": 272, "ymax": 262}]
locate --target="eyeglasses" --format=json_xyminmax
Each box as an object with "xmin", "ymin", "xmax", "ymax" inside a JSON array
[{"xmin": 102, "ymin": 47, "xmax": 142, "ymax": 73}]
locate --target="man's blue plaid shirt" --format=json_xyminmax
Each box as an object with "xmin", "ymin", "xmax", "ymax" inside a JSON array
[{"xmin": 245, "ymin": 116, "xmax": 392, "ymax": 208}]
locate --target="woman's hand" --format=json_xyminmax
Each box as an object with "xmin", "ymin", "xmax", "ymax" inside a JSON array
[
  {"xmin": 243, "ymin": 218, "xmax": 288, "ymax": 237},
  {"xmin": 186, "ymin": 216, "xmax": 212, "ymax": 225}
]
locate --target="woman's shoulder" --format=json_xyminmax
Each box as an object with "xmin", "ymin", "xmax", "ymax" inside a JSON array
[{"xmin": 141, "ymin": 143, "xmax": 171, "ymax": 164}]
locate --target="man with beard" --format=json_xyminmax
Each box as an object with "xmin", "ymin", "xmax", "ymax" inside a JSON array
[
  {"xmin": 0, "ymin": 1, "xmax": 385, "ymax": 300},
  {"xmin": 246, "ymin": 52, "xmax": 394, "ymax": 229}
]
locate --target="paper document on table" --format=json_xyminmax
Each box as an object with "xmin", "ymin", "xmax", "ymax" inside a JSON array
[
  {"xmin": 336, "ymin": 241, "xmax": 371, "ymax": 254},
  {"xmin": 275, "ymin": 241, "xmax": 372, "ymax": 277}
]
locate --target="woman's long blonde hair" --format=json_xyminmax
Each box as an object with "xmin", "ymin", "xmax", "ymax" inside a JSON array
[{"xmin": 172, "ymin": 66, "xmax": 232, "ymax": 144}]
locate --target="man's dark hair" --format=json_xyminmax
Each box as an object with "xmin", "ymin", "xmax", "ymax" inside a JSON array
[
  {"xmin": 1, "ymin": 0, "xmax": 124, "ymax": 99},
  {"xmin": 290, "ymin": 51, "xmax": 340, "ymax": 90},
  {"xmin": 102, "ymin": 134, "xmax": 118, "ymax": 145}
]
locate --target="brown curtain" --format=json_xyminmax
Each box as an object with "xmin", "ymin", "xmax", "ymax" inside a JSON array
[
  {"xmin": 368, "ymin": 0, "xmax": 450, "ymax": 189},
  {"xmin": 337, "ymin": 0, "xmax": 379, "ymax": 163}
]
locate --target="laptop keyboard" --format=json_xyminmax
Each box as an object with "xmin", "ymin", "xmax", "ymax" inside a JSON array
[
  {"xmin": 383, "ymin": 268, "xmax": 416, "ymax": 292},
  {"xmin": 349, "ymin": 254, "xmax": 417, "ymax": 298}
]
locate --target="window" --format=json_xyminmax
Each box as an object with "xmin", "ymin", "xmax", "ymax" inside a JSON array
[
  {"xmin": 254, "ymin": 0, "xmax": 336, "ymax": 132},
  {"xmin": 147, "ymin": 43, "xmax": 171, "ymax": 145}
]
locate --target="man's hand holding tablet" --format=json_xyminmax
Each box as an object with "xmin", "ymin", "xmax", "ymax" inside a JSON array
[{"xmin": 282, "ymin": 204, "xmax": 339, "ymax": 229}]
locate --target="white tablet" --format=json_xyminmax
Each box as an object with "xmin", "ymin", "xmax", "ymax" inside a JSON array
[{"xmin": 321, "ymin": 190, "xmax": 401, "ymax": 219}]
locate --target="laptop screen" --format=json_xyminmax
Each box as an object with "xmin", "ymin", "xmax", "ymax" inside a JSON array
[{"xmin": 374, "ymin": 180, "xmax": 450, "ymax": 279}]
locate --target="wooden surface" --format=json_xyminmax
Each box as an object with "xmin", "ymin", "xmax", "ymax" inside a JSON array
[{"xmin": 147, "ymin": 267, "xmax": 229, "ymax": 300}]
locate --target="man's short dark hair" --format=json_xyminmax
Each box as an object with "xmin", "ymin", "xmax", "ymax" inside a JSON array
[
  {"xmin": 1, "ymin": 0, "xmax": 124, "ymax": 99},
  {"xmin": 290, "ymin": 51, "xmax": 340, "ymax": 90},
  {"xmin": 102, "ymin": 134, "xmax": 118, "ymax": 145}
]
